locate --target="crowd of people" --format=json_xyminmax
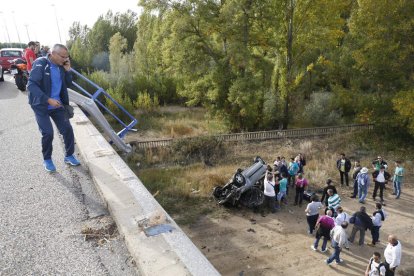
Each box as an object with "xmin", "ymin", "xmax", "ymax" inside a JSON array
[{"xmin": 261, "ymin": 153, "xmax": 405, "ymax": 275}]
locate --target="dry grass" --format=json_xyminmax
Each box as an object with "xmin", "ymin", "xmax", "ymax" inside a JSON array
[
  {"xmin": 128, "ymin": 108, "xmax": 414, "ymax": 224},
  {"xmin": 135, "ymin": 133, "xmax": 414, "ymax": 226}
]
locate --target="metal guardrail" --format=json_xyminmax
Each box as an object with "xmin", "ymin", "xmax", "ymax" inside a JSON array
[
  {"xmin": 133, "ymin": 124, "xmax": 374, "ymax": 149},
  {"xmin": 70, "ymin": 69, "xmax": 138, "ymax": 153},
  {"xmin": 70, "ymin": 69, "xmax": 138, "ymax": 139}
]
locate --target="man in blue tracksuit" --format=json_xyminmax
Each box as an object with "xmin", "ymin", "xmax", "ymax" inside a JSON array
[{"xmin": 28, "ymin": 44, "xmax": 80, "ymax": 172}]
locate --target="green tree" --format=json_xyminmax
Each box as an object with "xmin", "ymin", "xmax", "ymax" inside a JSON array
[
  {"xmin": 109, "ymin": 32, "xmax": 128, "ymax": 76},
  {"xmin": 348, "ymin": 0, "xmax": 414, "ymax": 93}
]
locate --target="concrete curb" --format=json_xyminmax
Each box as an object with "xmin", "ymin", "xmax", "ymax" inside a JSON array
[{"xmin": 70, "ymin": 105, "xmax": 220, "ymax": 276}]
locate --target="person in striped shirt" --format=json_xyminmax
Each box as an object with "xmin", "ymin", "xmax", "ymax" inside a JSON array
[{"xmin": 327, "ymin": 189, "xmax": 341, "ymax": 216}]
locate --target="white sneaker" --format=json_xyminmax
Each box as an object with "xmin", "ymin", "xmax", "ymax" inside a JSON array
[
  {"xmin": 336, "ymin": 259, "xmax": 344, "ymax": 264},
  {"xmin": 321, "ymin": 249, "xmax": 327, "ymax": 253},
  {"xmin": 311, "ymin": 245, "xmax": 317, "ymax": 251}
]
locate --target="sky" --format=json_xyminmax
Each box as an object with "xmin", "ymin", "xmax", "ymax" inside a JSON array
[{"xmin": 0, "ymin": 0, "xmax": 142, "ymax": 47}]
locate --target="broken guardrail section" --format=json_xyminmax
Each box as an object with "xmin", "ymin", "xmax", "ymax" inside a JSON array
[{"xmin": 69, "ymin": 68, "xmax": 137, "ymax": 153}]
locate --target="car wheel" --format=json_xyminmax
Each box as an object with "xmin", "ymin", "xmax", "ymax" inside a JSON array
[
  {"xmin": 213, "ymin": 186, "xmax": 223, "ymax": 198},
  {"xmin": 254, "ymin": 156, "xmax": 264, "ymax": 164},
  {"xmin": 233, "ymin": 172, "xmax": 246, "ymax": 186},
  {"xmin": 16, "ymin": 75, "xmax": 26, "ymax": 91}
]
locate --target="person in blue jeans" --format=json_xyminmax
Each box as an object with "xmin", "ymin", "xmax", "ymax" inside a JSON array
[
  {"xmin": 326, "ymin": 221, "xmax": 349, "ymax": 265},
  {"xmin": 311, "ymin": 210, "xmax": 335, "ymax": 252},
  {"xmin": 357, "ymin": 167, "xmax": 370, "ymax": 203},
  {"xmin": 392, "ymin": 161, "xmax": 404, "ymax": 199},
  {"xmin": 28, "ymin": 44, "xmax": 80, "ymax": 172}
]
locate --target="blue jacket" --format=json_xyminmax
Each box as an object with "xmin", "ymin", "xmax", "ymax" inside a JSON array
[{"xmin": 28, "ymin": 57, "xmax": 72, "ymax": 115}]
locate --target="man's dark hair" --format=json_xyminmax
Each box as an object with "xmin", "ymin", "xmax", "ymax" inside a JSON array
[
  {"xmin": 373, "ymin": 251, "xmax": 381, "ymax": 258},
  {"xmin": 28, "ymin": 41, "xmax": 35, "ymax": 46},
  {"xmin": 341, "ymin": 221, "xmax": 348, "ymax": 229},
  {"xmin": 376, "ymin": 203, "xmax": 382, "ymax": 210},
  {"xmin": 310, "ymin": 194, "xmax": 319, "ymax": 202},
  {"xmin": 360, "ymin": 206, "xmax": 366, "ymax": 213}
]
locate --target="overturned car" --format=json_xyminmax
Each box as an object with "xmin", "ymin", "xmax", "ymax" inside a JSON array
[{"xmin": 213, "ymin": 157, "xmax": 267, "ymax": 208}]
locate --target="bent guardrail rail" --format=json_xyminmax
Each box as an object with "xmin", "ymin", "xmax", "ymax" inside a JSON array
[
  {"xmin": 68, "ymin": 88, "xmax": 132, "ymax": 153},
  {"xmin": 69, "ymin": 68, "xmax": 138, "ymax": 153}
]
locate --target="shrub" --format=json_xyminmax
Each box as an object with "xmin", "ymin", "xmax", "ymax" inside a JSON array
[
  {"xmin": 170, "ymin": 136, "xmax": 224, "ymax": 165},
  {"xmin": 88, "ymin": 70, "xmax": 113, "ymax": 91},
  {"xmin": 106, "ymin": 84, "xmax": 134, "ymax": 121},
  {"xmin": 134, "ymin": 90, "xmax": 160, "ymax": 112},
  {"xmin": 302, "ymin": 92, "xmax": 343, "ymax": 126}
]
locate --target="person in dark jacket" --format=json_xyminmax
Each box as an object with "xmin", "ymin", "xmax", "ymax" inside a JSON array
[
  {"xmin": 372, "ymin": 166, "xmax": 391, "ymax": 205},
  {"xmin": 278, "ymin": 157, "xmax": 289, "ymax": 180},
  {"xmin": 349, "ymin": 206, "xmax": 373, "ymax": 246},
  {"xmin": 321, "ymin": 179, "xmax": 337, "ymax": 207},
  {"xmin": 372, "ymin": 156, "xmax": 388, "ymax": 171},
  {"xmin": 336, "ymin": 153, "xmax": 352, "ymax": 186},
  {"xmin": 27, "ymin": 44, "xmax": 80, "ymax": 172},
  {"xmin": 350, "ymin": 160, "xmax": 362, "ymax": 198},
  {"xmin": 297, "ymin": 153, "xmax": 306, "ymax": 173}
]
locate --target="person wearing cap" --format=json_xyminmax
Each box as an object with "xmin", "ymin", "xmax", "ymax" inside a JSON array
[
  {"xmin": 372, "ymin": 165, "xmax": 391, "ymax": 205},
  {"xmin": 392, "ymin": 161, "xmax": 404, "ymax": 199},
  {"xmin": 357, "ymin": 167, "xmax": 370, "ymax": 204},
  {"xmin": 372, "ymin": 156, "xmax": 388, "ymax": 171}
]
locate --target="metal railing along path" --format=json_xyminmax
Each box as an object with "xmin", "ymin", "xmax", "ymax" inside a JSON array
[{"xmin": 133, "ymin": 124, "xmax": 374, "ymax": 149}]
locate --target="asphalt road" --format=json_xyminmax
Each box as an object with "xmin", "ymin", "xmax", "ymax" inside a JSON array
[{"xmin": 0, "ymin": 74, "xmax": 137, "ymax": 275}]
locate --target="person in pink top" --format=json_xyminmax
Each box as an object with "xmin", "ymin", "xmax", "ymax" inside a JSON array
[
  {"xmin": 311, "ymin": 210, "xmax": 335, "ymax": 252},
  {"xmin": 24, "ymin": 41, "xmax": 37, "ymax": 72},
  {"xmin": 294, "ymin": 173, "xmax": 308, "ymax": 207}
]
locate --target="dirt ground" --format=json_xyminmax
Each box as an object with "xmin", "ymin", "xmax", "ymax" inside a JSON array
[{"xmin": 183, "ymin": 181, "xmax": 414, "ymax": 276}]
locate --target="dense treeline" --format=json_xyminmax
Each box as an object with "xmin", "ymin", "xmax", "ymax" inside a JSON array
[
  {"xmin": 67, "ymin": 1, "xmax": 414, "ymax": 137},
  {"xmin": 0, "ymin": 42, "xmax": 26, "ymax": 49}
]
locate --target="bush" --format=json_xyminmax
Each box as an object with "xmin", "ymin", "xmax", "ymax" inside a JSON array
[
  {"xmin": 106, "ymin": 84, "xmax": 135, "ymax": 121},
  {"xmin": 88, "ymin": 70, "xmax": 113, "ymax": 90},
  {"xmin": 302, "ymin": 92, "xmax": 343, "ymax": 126},
  {"xmin": 134, "ymin": 90, "xmax": 160, "ymax": 112},
  {"xmin": 171, "ymin": 136, "xmax": 224, "ymax": 165}
]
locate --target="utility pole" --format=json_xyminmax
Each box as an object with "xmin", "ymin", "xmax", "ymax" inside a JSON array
[
  {"xmin": 24, "ymin": 24, "xmax": 30, "ymax": 41},
  {"xmin": 11, "ymin": 11, "xmax": 21, "ymax": 44},
  {"xmin": 0, "ymin": 11, "xmax": 11, "ymax": 47},
  {"xmin": 51, "ymin": 4, "xmax": 62, "ymax": 43}
]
